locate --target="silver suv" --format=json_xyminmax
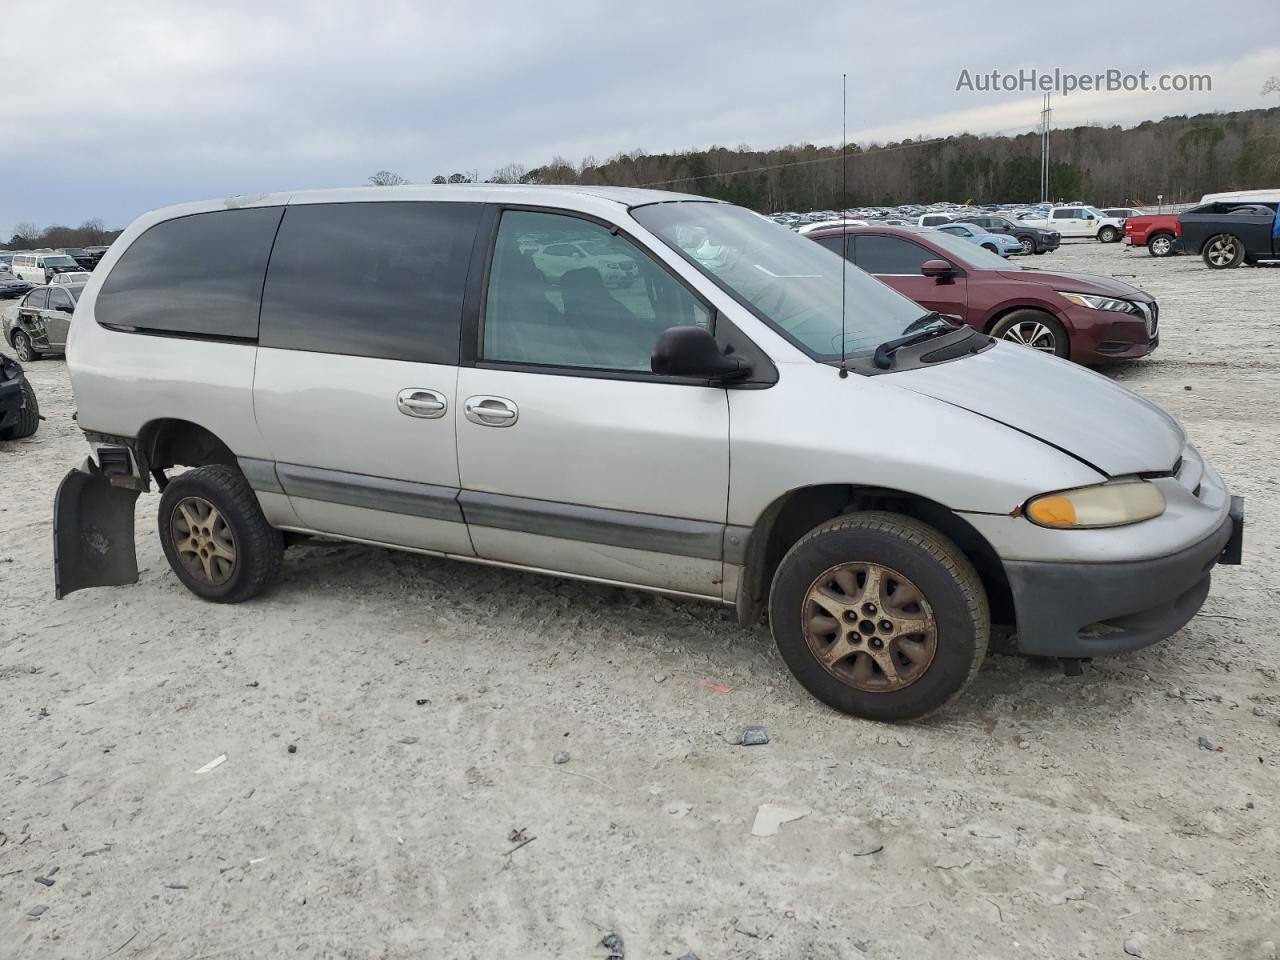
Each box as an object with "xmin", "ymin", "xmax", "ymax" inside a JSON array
[{"xmin": 54, "ymin": 186, "xmax": 1243, "ymax": 721}]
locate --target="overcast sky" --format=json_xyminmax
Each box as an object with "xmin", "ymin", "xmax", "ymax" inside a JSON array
[{"xmin": 3, "ymin": 1, "xmax": 1278, "ymax": 236}]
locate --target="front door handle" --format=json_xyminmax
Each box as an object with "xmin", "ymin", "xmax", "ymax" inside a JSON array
[
  {"xmin": 397, "ymin": 388, "xmax": 448, "ymax": 419},
  {"xmin": 463, "ymin": 395, "xmax": 519, "ymax": 427}
]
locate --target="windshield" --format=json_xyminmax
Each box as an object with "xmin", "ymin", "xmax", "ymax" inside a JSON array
[
  {"xmin": 44, "ymin": 256, "xmax": 78, "ymax": 268},
  {"xmin": 62, "ymin": 248, "xmax": 88, "ymax": 257},
  {"xmin": 632, "ymin": 203, "xmax": 928, "ymax": 360},
  {"xmin": 923, "ymin": 230, "xmax": 1021, "ymax": 270}
]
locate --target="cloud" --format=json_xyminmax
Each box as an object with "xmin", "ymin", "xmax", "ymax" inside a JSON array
[{"xmin": 2, "ymin": 0, "xmax": 1277, "ymax": 236}]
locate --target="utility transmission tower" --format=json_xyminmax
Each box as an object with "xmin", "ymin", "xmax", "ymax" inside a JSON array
[{"xmin": 1039, "ymin": 92, "xmax": 1052, "ymax": 202}]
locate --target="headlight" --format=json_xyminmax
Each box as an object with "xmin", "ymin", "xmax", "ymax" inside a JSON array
[
  {"xmin": 1025, "ymin": 480, "xmax": 1166, "ymax": 529},
  {"xmin": 1057, "ymin": 291, "xmax": 1136, "ymax": 313}
]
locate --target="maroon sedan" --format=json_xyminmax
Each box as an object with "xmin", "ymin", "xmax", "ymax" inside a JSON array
[{"xmin": 807, "ymin": 225, "xmax": 1158, "ymax": 363}]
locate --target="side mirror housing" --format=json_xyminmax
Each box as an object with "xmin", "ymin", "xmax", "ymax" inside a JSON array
[
  {"xmin": 652, "ymin": 325, "xmax": 750, "ymax": 382},
  {"xmin": 921, "ymin": 259, "xmax": 955, "ymax": 280}
]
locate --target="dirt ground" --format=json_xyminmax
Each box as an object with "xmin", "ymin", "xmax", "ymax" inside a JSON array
[{"xmin": 2, "ymin": 241, "xmax": 1278, "ymax": 960}]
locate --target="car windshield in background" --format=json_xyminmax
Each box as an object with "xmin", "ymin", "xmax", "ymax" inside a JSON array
[
  {"xmin": 925, "ymin": 230, "xmax": 1021, "ymax": 270},
  {"xmin": 45, "ymin": 256, "xmax": 79, "ymax": 268},
  {"xmin": 632, "ymin": 203, "xmax": 927, "ymax": 360}
]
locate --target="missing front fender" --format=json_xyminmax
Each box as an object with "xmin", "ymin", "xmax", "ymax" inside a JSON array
[{"xmin": 53, "ymin": 460, "xmax": 141, "ymax": 599}]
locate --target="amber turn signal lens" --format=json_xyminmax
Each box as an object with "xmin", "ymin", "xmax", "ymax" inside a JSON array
[{"xmin": 1027, "ymin": 496, "xmax": 1077, "ymax": 527}]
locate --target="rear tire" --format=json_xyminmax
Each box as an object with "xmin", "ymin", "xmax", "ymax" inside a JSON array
[
  {"xmin": 1202, "ymin": 234, "xmax": 1245, "ymax": 269},
  {"xmin": 0, "ymin": 380, "xmax": 39, "ymax": 440},
  {"xmin": 12, "ymin": 331, "xmax": 38, "ymax": 362},
  {"xmin": 989, "ymin": 309, "xmax": 1070, "ymax": 358},
  {"xmin": 1097, "ymin": 226, "xmax": 1120, "ymax": 243},
  {"xmin": 158, "ymin": 464, "xmax": 283, "ymax": 603},
  {"xmin": 768, "ymin": 512, "xmax": 989, "ymax": 722},
  {"xmin": 1147, "ymin": 233, "xmax": 1175, "ymax": 258}
]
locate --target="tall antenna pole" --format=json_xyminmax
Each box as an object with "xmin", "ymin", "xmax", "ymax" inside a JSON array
[
  {"xmin": 1039, "ymin": 93, "xmax": 1052, "ymax": 202},
  {"xmin": 839, "ymin": 73, "xmax": 849, "ymax": 379}
]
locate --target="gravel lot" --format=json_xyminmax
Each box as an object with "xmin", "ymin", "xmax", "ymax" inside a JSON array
[{"xmin": 1, "ymin": 241, "xmax": 1277, "ymax": 960}]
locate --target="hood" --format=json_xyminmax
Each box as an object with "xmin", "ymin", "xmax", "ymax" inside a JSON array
[
  {"xmin": 890, "ymin": 343, "xmax": 1184, "ymax": 476},
  {"xmin": 1002, "ymin": 269, "xmax": 1152, "ymax": 302}
]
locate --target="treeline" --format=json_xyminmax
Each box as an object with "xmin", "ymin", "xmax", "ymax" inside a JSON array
[
  {"xmin": 418, "ymin": 106, "xmax": 1280, "ymax": 211},
  {"xmin": 6, "ymin": 219, "xmax": 122, "ymax": 251}
]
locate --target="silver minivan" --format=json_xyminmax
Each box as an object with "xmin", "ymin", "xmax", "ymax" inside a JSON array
[{"xmin": 54, "ymin": 186, "xmax": 1244, "ymax": 721}]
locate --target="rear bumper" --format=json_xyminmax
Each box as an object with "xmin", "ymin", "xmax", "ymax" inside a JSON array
[{"xmin": 1005, "ymin": 499, "xmax": 1243, "ymax": 658}]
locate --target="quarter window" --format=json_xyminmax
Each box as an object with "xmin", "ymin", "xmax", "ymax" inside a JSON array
[
  {"xmin": 259, "ymin": 201, "xmax": 480, "ymax": 363},
  {"xmin": 482, "ymin": 210, "xmax": 710, "ymax": 372},
  {"xmin": 95, "ymin": 207, "xmax": 284, "ymax": 339},
  {"xmin": 48, "ymin": 288, "xmax": 73, "ymax": 310},
  {"xmin": 24, "ymin": 288, "xmax": 49, "ymax": 309}
]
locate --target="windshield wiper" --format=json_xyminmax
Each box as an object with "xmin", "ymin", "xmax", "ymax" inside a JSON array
[{"xmin": 872, "ymin": 313, "xmax": 957, "ymax": 369}]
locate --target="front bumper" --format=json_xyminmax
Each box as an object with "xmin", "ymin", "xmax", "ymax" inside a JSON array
[
  {"xmin": 1005, "ymin": 497, "xmax": 1243, "ymax": 658},
  {"xmin": 1066, "ymin": 304, "xmax": 1157, "ymax": 363}
]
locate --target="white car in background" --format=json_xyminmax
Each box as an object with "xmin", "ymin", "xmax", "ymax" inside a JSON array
[
  {"xmin": 532, "ymin": 238, "xmax": 639, "ymax": 286},
  {"xmin": 1020, "ymin": 206, "xmax": 1125, "ymax": 242},
  {"xmin": 798, "ymin": 219, "xmax": 869, "ymax": 235}
]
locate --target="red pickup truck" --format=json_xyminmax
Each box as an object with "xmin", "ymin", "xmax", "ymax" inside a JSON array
[{"xmin": 1123, "ymin": 214, "xmax": 1181, "ymax": 257}]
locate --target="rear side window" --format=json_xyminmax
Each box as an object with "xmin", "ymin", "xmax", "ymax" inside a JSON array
[
  {"xmin": 259, "ymin": 201, "xmax": 481, "ymax": 364},
  {"xmin": 95, "ymin": 207, "xmax": 283, "ymax": 339},
  {"xmin": 854, "ymin": 236, "xmax": 933, "ymax": 274},
  {"xmin": 24, "ymin": 288, "xmax": 49, "ymax": 309}
]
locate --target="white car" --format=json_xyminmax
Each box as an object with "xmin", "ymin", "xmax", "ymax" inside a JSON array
[
  {"xmin": 531, "ymin": 238, "xmax": 638, "ymax": 286},
  {"xmin": 1020, "ymin": 206, "xmax": 1125, "ymax": 242},
  {"xmin": 53, "ymin": 185, "xmax": 1244, "ymax": 722}
]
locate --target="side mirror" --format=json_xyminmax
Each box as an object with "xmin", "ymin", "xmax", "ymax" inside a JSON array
[
  {"xmin": 651, "ymin": 325, "xmax": 750, "ymax": 382},
  {"xmin": 921, "ymin": 259, "xmax": 955, "ymax": 280}
]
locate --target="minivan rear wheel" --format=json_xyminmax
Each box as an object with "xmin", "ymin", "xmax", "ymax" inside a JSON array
[
  {"xmin": 768, "ymin": 512, "xmax": 989, "ymax": 722},
  {"xmin": 158, "ymin": 464, "xmax": 283, "ymax": 603},
  {"xmin": 989, "ymin": 310, "xmax": 1069, "ymax": 358}
]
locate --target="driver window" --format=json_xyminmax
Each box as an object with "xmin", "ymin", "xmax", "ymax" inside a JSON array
[{"xmin": 483, "ymin": 211, "xmax": 711, "ymax": 371}]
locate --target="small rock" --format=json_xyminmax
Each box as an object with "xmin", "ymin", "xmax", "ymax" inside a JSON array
[
  {"xmin": 751, "ymin": 803, "xmax": 811, "ymax": 837},
  {"xmin": 736, "ymin": 725, "xmax": 770, "ymax": 746},
  {"xmin": 653, "ymin": 673, "xmax": 666, "ymax": 684},
  {"xmin": 287, "ymin": 744, "xmax": 297, "ymax": 754},
  {"xmin": 27, "ymin": 905, "xmax": 48, "ymax": 918},
  {"xmin": 398, "ymin": 736, "xmax": 419, "ymax": 745},
  {"xmin": 1123, "ymin": 934, "xmax": 1148, "ymax": 957},
  {"xmin": 1253, "ymin": 706, "xmax": 1266, "ymax": 717},
  {"xmin": 1166, "ymin": 687, "xmax": 1183, "ymax": 699},
  {"xmin": 34, "ymin": 876, "xmax": 54, "ymax": 887},
  {"xmin": 895, "ymin": 736, "xmax": 912, "ymax": 747},
  {"xmin": 665, "ymin": 802, "xmax": 692, "ymax": 818},
  {"xmin": 1047, "ymin": 884, "xmax": 1086, "ymax": 905},
  {"xmin": 1197, "ymin": 736, "xmax": 1223, "ymax": 752},
  {"xmin": 1183, "ymin": 385, "xmax": 1192, "ymax": 391},
  {"xmin": 1254, "ymin": 939, "xmax": 1277, "ymax": 960},
  {"xmin": 678, "ymin": 953, "xmax": 700, "ymax": 960},
  {"xmin": 934, "ymin": 852, "xmax": 970, "ymax": 869},
  {"xmin": 600, "ymin": 931, "xmax": 624, "ymax": 958},
  {"xmin": 245, "ymin": 681, "xmax": 259, "ymax": 688},
  {"xmin": 415, "ymin": 698, "xmax": 429, "ymax": 706},
  {"xmin": 553, "ymin": 751, "xmax": 570, "ymax": 765}
]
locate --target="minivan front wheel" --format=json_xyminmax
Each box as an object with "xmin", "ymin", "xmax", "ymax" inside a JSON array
[
  {"xmin": 158, "ymin": 464, "xmax": 282, "ymax": 603},
  {"xmin": 989, "ymin": 310, "xmax": 1069, "ymax": 358},
  {"xmin": 769, "ymin": 513, "xmax": 989, "ymax": 722}
]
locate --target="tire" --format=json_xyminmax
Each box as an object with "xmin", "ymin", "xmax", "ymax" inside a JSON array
[
  {"xmin": 1202, "ymin": 234, "xmax": 1245, "ymax": 269},
  {"xmin": 157, "ymin": 464, "xmax": 283, "ymax": 603},
  {"xmin": 988, "ymin": 309, "xmax": 1070, "ymax": 358},
  {"xmin": 981, "ymin": 243, "xmax": 998, "ymax": 254},
  {"xmin": 768, "ymin": 512, "xmax": 989, "ymax": 722},
  {"xmin": 1097, "ymin": 226, "xmax": 1120, "ymax": 243},
  {"xmin": 11, "ymin": 331, "xmax": 38, "ymax": 362},
  {"xmin": 1147, "ymin": 233, "xmax": 1175, "ymax": 258},
  {"xmin": 1016, "ymin": 235, "xmax": 1036, "ymax": 255},
  {"xmin": 0, "ymin": 379, "xmax": 39, "ymax": 440}
]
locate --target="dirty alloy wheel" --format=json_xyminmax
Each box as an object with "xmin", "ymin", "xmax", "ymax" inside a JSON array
[
  {"xmin": 769, "ymin": 512, "xmax": 989, "ymax": 722},
  {"xmin": 11, "ymin": 331, "xmax": 38, "ymax": 363},
  {"xmin": 1147, "ymin": 234, "xmax": 1175, "ymax": 258},
  {"xmin": 158, "ymin": 464, "xmax": 282, "ymax": 603},
  {"xmin": 1098, "ymin": 226, "xmax": 1120, "ymax": 243},
  {"xmin": 1018, "ymin": 235, "xmax": 1036, "ymax": 255},
  {"xmin": 989, "ymin": 310, "xmax": 1070, "ymax": 358},
  {"xmin": 1203, "ymin": 234, "xmax": 1244, "ymax": 269}
]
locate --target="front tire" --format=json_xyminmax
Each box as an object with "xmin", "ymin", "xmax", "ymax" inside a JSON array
[
  {"xmin": 1097, "ymin": 226, "xmax": 1120, "ymax": 243},
  {"xmin": 158, "ymin": 464, "xmax": 283, "ymax": 603},
  {"xmin": 1017, "ymin": 235, "xmax": 1036, "ymax": 255},
  {"xmin": 1202, "ymin": 234, "xmax": 1244, "ymax": 269},
  {"xmin": 1147, "ymin": 233, "xmax": 1175, "ymax": 258},
  {"xmin": 989, "ymin": 310, "xmax": 1070, "ymax": 358},
  {"xmin": 769, "ymin": 512, "xmax": 989, "ymax": 722},
  {"xmin": 12, "ymin": 331, "xmax": 38, "ymax": 362}
]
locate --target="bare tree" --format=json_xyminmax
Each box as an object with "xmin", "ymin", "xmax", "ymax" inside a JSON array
[
  {"xmin": 11, "ymin": 221, "xmax": 39, "ymax": 244},
  {"xmin": 367, "ymin": 170, "xmax": 410, "ymax": 186},
  {"xmin": 1262, "ymin": 76, "xmax": 1280, "ymax": 97}
]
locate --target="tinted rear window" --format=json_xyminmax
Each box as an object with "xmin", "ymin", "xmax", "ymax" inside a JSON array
[
  {"xmin": 95, "ymin": 207, "xmax": 283, "ymax": 339},
  {"xmin": 259, "ymin": 201, "xmax": 480, "ymax": 363}
]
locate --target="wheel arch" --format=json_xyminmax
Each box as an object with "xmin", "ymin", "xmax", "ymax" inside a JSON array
[
  {"xmin": 737, "ymin": 483, "xmax": 1013, "ymax": 632},
  {"xmin": 137, "ymin": 418, "xmax": 238, "ymax": 473},
  {"xmin": 1197, "ymin": 230, "xmax": 1242, "ymax": 254},
  {"xmin": 982, "ymin": 302, "xmax": 1063, "ymax": 334}
]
